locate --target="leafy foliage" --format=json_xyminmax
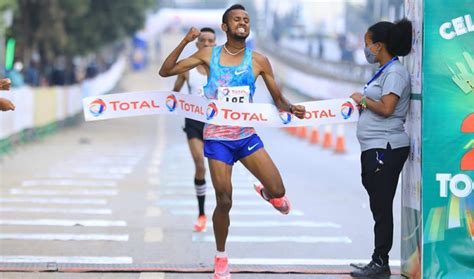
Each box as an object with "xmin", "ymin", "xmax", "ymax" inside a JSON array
[{"xmin": 10, "ymin": 0, "xmax": 154, "ymax": 62}]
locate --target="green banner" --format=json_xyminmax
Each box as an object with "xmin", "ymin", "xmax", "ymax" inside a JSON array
[{"xmin": 422, "ymin": 1, "xmax": 474, "ymax": 278}]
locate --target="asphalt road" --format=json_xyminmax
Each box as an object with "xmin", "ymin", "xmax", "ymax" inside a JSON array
[{"xmin": 0, "ymin": 34, "xmax": 403, "ymax": 279}]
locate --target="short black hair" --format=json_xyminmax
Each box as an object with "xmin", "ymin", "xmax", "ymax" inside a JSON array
[
  {"xmin": 200, "ymin": 27, "xmax": 215, "ymax": 34},
  {"xmin": 222, "ymin": 4, "xmax": 246, "ymax": 24}
]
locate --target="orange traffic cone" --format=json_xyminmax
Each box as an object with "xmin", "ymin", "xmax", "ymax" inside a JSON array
[
  {"xmin": 322, "ymin": 125, "xmax": 332, "ymax": 149},
  {"xmin": 334, "ymin": 124, "xmax": 346, "ymax": 153},
  {"xmin": 287, "ymin": 127, "xmax": 297, "ymax": 135},
  {"xmin": 309, "ymin": 127, "xmax": 319, "ymax": 145},
  {"xmin": 297, "ymin": 126, "xmax": 307, "ymax": 139}
]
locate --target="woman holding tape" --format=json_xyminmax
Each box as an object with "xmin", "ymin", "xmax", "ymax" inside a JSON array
[{"xmin": 349, "ymin": 19, "xmax": 412, "ymax": 277}]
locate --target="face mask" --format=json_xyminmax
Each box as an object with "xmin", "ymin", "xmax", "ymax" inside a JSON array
[{"xmin": 364, "ymin": 44, "xmax": 378, "ymax": 64}]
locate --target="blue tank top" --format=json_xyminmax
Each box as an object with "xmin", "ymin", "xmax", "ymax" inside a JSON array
[{"xmin": 203, "ymin": 45, "xmax": 256, "ymax": 141}]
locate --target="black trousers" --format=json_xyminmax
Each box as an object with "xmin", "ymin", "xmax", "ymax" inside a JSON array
[{"xmin": 360, "ymin": 143, "xmax": 409, "ymax": 265}]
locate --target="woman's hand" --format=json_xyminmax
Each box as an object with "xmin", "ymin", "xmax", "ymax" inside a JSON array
[{"xmin": 350, "ymin": 92, "xmax": 364, "ymax": 104}]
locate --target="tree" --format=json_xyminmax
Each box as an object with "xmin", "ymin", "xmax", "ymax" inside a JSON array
[
  {"xmin": 9, "ymin": 0, "xmax": 154, "ymax": 69},
  {"xmin": 0, "ymin": 0, "xmax": 16, "ymax": 36},
  {"xmin": 62, "ymin": 0, "xmax": 155, "ymax": 56},
  {"xmin": 0, "ymin": 0, "xmax": 17, "ymax": 71}
]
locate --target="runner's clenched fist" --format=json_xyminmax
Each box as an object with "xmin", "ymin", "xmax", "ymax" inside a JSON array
[
  {"xmin": 291, "ymin": 104, "xmax": 306, "ymax": 119},
  {"xmin": 184, "ymin": 27, "xmax": 200, "ymax": 43}
]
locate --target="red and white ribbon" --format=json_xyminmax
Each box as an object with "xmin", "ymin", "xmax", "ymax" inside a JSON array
[{"xmin": 83, "ymin": 91, "xmax": 358, "ymax": 127}]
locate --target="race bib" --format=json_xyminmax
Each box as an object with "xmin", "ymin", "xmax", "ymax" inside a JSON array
[{"xmin": 217, "ymin": 86, "xmax": 250, "ymax": 103}]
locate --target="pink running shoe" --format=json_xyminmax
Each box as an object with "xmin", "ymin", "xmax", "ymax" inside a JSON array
[
  {"xmin": 214, "ymin": 256, "xmax": 231, "ymax": 279},
  {"xmin": 193, "ymin": 215, "xmax": 207, "ymax": 232},
  {"xmin": 253, "ymin": 182, "xmax": 291, "ymax": 215}
]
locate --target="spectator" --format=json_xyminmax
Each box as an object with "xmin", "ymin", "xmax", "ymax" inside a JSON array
[
  {"xmin": 338, "ymin": 34, "xmax": 354, "ymax": 62},
  {"xmin": 85, "ymin": 62, "xmax": 98, "ymax": 79},
  {"xmin": 317, "ymin": 33, "xmax": 324, "ymax": 59},
  {"xmin": 25, "ymin": 61, "xmax": 40, "ymax": 86},
  {"xmin": 50, "ymin": 58, "xmax": 66, "ymax": 85},
  {"xmin": 6, "ymin": 61, "xmax": 25, "ymax": 87}
]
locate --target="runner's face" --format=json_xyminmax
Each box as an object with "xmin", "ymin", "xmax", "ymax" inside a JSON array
[
  {"xmin": 196, "ymin": 32, "xmax": 216, "ymax": 50},
  {"xmin": 224, "ymin": 9, "xmax": 250, "ymax": 40}
]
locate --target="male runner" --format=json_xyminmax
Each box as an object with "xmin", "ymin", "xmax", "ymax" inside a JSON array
[
  {"xmin": 160, "ymin": 4, "xmax": 305, "ymax": 279},
  {"xmin": 172, "ymin": 27, "xmax": 216, "ymax": 232}
]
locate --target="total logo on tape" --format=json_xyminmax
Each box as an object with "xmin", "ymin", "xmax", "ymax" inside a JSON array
[
  {"xmin": 279, "ymin": 111, "xmax": 292, "ymax": 125},
  {"xmin": 341, "ymin": 101, "xmax": 355, "ymax": 120},
  {"xmin": 177, "ymin": 98, "xmax": 205, "ymax": 116},
  {"xmin": 206, "ymin": 102, "xmax": 218, "ymax": 120},
  {"xmin": 89, "ymin": 99, "xmax": 107, "ymax": 117},
  {"xmin": 165, "ymin": 94, "xmax": 177, "ymax": 112},
  {"xmin": 88, "ymin": 98, "xmax": 161, "ymax": 117},
  {"xmin": 221, "ymin": 108, "xmax": 269, "ymax": 122},
  {"xmin": 83, "ymin": 91, "xmax": 359, "ymax": 127}
]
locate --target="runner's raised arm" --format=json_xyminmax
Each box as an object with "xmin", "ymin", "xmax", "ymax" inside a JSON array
[{"xmin": 159, "ymin": 27, "xmax": 211, "ymax": 77}]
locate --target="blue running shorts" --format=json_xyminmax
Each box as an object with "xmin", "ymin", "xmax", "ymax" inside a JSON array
[{"xmin": 204, "ymin": 134, "xmax": 264, "ymax": 165}]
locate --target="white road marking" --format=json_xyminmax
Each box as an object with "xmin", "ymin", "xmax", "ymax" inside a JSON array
[
  {"xmin": 0, "ymin": 219, "xmax": 127, "ymax": 227},
  {"xmin": 144, "ymin": 228, "xmax": 163, "ymax": 242},
  {"xmin": 154, "ymin": 181, "xmax": 249, "ymax": 189},
  {"xmin": 209, "ymin": 221, "xmax": 341, "ymax": 228},
  {"xmin": 148, "ymin": 168, "xmax": 160, "ymax": 174},
  {"xmin": 229, "ymin": 258, "xmax": 400, "ymax": 266},
  {"xmin": 146, "ymin": 207, "xmax": 162, "ymax": 217},
  {"xmin": 0, "ymin": 233, "xmax": 129, "ymax": 241},
  {"xmin": 39, "ymin": 173, "xmax": 125, "ymax": 180},
  {"xmin": 139, "ymin": 273, "xmax": 165, "ymax": 279},
  {"xmin": 0, "ymin": 197, "xmax": 107, "ymax": 205},
  {"xmin": 157, "ymin": 200, "xmax": 264, "ymax": 206},
  {"xmin": 0, "ymin": 256, "xmax": 133, "ymax": 264},
  {"xmin": 193, "ymin": 235, "xmax": 351, "ymax": 244},
  {"xmin": 22, "ymin": 179, "xmax": 117, "ymax": 187},
  {"xmin": 156, "ymin": 189, "xmax": 253, "ymax": 196},
  {"xmin": 10, "ymin": 188, "xmax": 118, "ymax": 196},
  {"xmin": 171, "ymin": 209, "xmax": 304, "ymax": 216},
  {"xmin": 61, "ymin": 161, "xmax": 139, "ymax": 167},
  {"xmin": 52, "ymin": 167, "xmax": 132, "ymax": 175},
  {"xmin": 0, "ymin": 207, "xmax": 112, "ymax": 215},
  {"xmin": 147, "ymin": 191, "xmax": 158, "ymax": 201}
]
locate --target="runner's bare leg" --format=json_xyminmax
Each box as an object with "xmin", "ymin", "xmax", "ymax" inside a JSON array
[
  {"xmin": 209, "ymin": 159, "xmax": 233, "ymax": 251},
  {"xmin": 187, "ymin": 138, "xmax": 205, "ymax": 180},
  {"xmin": 240, "ymin": 148, "xmax": 285, "ymax": 199}
]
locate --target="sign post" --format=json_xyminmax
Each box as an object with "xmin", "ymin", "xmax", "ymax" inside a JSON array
[{"xmin": 402, "ymin": 1, "xmax": 474, "ymax": 278}]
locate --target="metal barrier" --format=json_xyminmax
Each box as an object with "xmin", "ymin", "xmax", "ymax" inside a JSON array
[
  {"xmin": 0, "ymin": 57, "xmax": 126, "ymax": 155},
  {"xmin": 258, "ymin": 38, "xmax": 375, "ymax": 84}
]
